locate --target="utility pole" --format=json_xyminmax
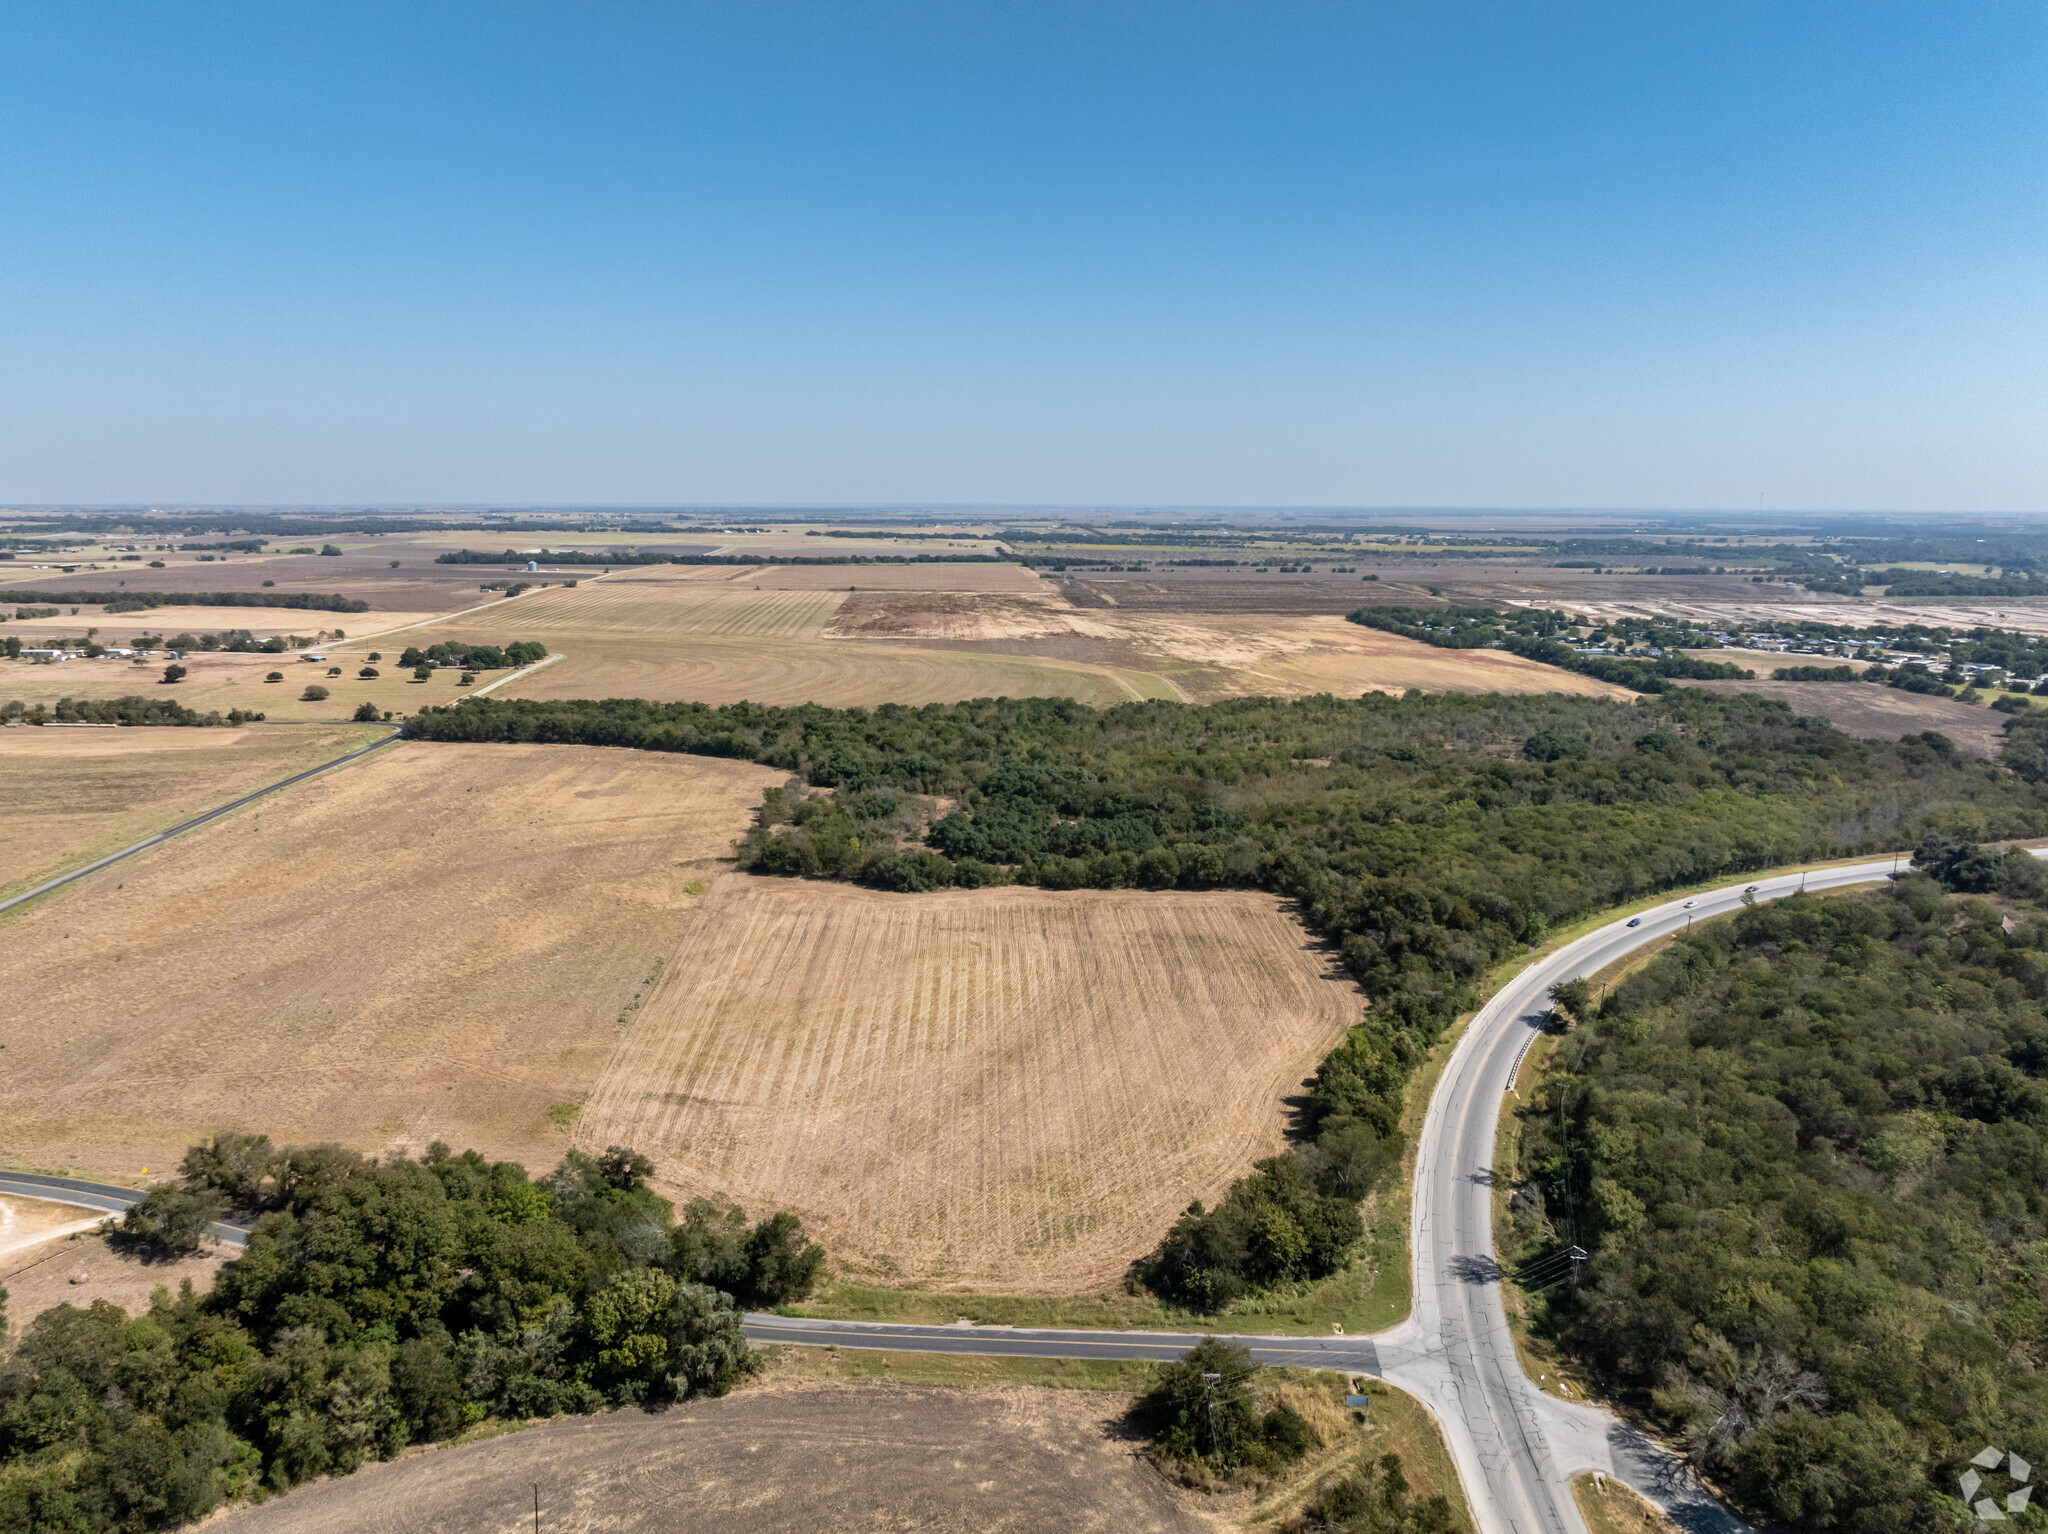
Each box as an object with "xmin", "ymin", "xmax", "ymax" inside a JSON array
[
  {"xmin": 533, "ymin": 1483, "xmax": 540, "ymax": 1534},
  {"xmin": 1201, "ymin": 1373, "xmax": 1222, "ymax": 1460}
]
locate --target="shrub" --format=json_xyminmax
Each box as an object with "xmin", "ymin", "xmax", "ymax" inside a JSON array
[
  {"xmin": 353, "ymin": 701, "xmax": 382, "ymax": 722},
  {"xmin": 265, "ymin": 671, "xmax": 283, "ymax": 682},
  {"xmin": 327, "ymin": 666, "xmax": 342, "ymax": 676},
  {"xmin": 161, "ymin": 663, "xmax": 187, "ymax": 683},
  {"xmin": 367, "ymin": 652, "xmax": 382, "ymax": 662},
  {"xmin": 358, "ymin": 667, "xmax": 380, "ymax": 679},
  {"xmin": 412, "ymin": 665, "xmax": 432, "ymax": 681},
  {"xmin": 119, "ymin": 1185, "xmax": 225, "ymax": 1254},
  {"xmin": 318, "ymin": 544, "xmax": 342, "ymax": 556},
  {"xmin": 1135, "ymin": 1338, "xmax": 1316, "ymax": 1472},
  {"xmin": 301, "ymin": 684, "xmax": 329, "ymax": 701}
]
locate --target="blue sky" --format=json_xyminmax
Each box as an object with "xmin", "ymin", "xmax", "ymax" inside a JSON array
[{"xmin": 1, "ymin": 2, "xmax": 2043, "ymax": 509}]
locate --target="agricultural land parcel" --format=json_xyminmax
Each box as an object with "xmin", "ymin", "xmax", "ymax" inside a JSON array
[
  {"xmin": 581, "ymin": 878, "xmax": 1361, "ymax": 1292},
  {"xmin": 0, "ymin": 722, "xmax": 383, "ymax": 900},
  {"xmin": 0, "ymin": 742, "xmax": 782, "ymax": 1184}
]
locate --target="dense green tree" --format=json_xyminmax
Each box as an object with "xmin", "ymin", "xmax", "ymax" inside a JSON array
[{"xmin": 1508, "ymin": 880, "xmax": 2048, "ymax": 1532}]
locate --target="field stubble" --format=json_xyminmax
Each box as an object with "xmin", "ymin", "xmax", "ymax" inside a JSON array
[
  {"xmin": 0, "ymin": 743, "xmax": 781, "ymax": 1182},
  {"xmin": 581, "ymin": 878, "xmax": 1362, "ymax": 1292}
]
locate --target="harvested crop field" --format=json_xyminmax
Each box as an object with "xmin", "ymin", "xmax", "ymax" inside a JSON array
[
  {"xmin": 0, "ymin": 743, "xmax": 782, "ymax": 1183},
  {"xmin": 830, "ymin": 594, "xmax": 1629, "ymax": 704},
  {"xmin": 0, "ymin": 722, "xmax": 382, "ymax": 900},
  {"xmin": 581, "ymin": 879, "xmax": 1362, "ymax": 1292},
  {"xmin": 211, "ymin": 1385, "xmax": 1217, "ymax": 1533},
  {"xmin": 380, "ymin": 572, "xmax": 1144, "ymax": 708},
  {"xmin": 1689, "ymin": 678, "xmax": 2009, "ymax": 757}
]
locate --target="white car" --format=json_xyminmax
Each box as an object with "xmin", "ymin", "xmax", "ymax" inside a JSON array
[{"xmin": 1683, "ymin": 900, "xmax": 1696, "ymax": 909}]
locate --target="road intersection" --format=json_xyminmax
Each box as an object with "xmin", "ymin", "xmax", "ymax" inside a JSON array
[{"xmin": 17, "ymin": 854, "xmax": 1967, "ymax": 1532}]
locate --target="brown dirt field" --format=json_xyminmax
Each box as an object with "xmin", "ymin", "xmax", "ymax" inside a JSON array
[
  {"xmin": 0, "ymin": 722, "xmax": 383, "ymax": 901},
  {"xmin": 209, "ymin": 1385, "xmax": 1218, "ymax": 1534},
  {"xmin": 0, "ymin": 743, "xmax": 782, "ymax": 1184},
  {"xmin": 371, "ymin": 573, "xmax": 1144, "ymax": 708},
  {"xmin": 742, "ymin": 560, "xmax": 1051, "ymax": 591},
  {"xmin": 1572, "ymin": 1472, "xmax": 1678, "ymax": 1534},
  {"xmin": 1688, "ymin": 678, "xmax": 2009, "ymax": 756},
  {"xmin": 581, "ymin": 879, "xmax": 1361, "ymax": 1292},
  {"xmin": 2, "ymin": 604, "xmax": 430, "ymax": 643},
  {"xmin": 2, "ymin": 1228, "xmax": 230, "ymax": 1339},
  {"xmin": 830, "ymin": 595, "xmax": 1629, "ymax": 704}
]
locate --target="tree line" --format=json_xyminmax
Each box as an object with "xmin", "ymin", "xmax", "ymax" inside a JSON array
[
  {"xmin": 1507, "ymin": 862, "xmax": 2048, "ymax": 1533},
  {"xmin": 400, "ymin": 688, "xmax": 2048, "ymax": 1309},
  {"xmin": 0, "ymin": 1138, "xmax": 822, "ymax": 1532},
  {"xmin": 1, "ymin": 697, "xmax": 265, "ymax": 727},
  {"xmin": 0, "ymin": 590, "xmax": 370, "ymax": 614},
  {"xmin": 1348, "ymin": 604, "xmax": 1754, "ymax": 693},
  {"xmin": 396, "ymin": 639, "xmax": 545, "ymax": 671}
]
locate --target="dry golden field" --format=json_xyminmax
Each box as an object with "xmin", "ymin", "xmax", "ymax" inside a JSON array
[
  {"xmin": 368, "ymin": 568, "xmax": 1149, "ymax": 708},
  {"xmin": 580, "ymin": 878, "xmax": 1362, "ymax": 1292},
  {"xmin": 0, "ymin": 722, "xmax": 384, "ymax": 900},
  {"xmin": 0, "ymin": 743, "xmax": 782, "ymax": 1184},
  {"xmin": 828, "ymin": 591, "xmax": 1630, "ymax": 704}
]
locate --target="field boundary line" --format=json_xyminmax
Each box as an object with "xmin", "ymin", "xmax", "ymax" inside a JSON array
[{"xmin": 0, "ymin": 725, "xmax": 401, "ymax": 917}]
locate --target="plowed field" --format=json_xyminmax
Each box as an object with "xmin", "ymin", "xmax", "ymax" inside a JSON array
[{"xmin": 581, "ymin": 879, "xmax": 1361, "ymax": 1292}]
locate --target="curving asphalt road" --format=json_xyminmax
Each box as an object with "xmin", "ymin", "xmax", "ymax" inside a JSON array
[
  {"xmin": 744, "ymin": 858, "xmax": 1968, "ymax": 1534},
  {"xmin": 12, "ymin": 852, "xmax": 1986, "ymax": 1533},
  {"xmin": 0, "ymin": 1172, "xmax": 252, "ymax": 1247}
]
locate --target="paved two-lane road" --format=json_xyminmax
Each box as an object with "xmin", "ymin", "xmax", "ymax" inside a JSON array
[{"xmin": 14, "ymin": 852, "xmax": 1970, "ymax": 1533}]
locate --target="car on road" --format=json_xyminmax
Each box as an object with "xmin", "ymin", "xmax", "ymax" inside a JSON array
[
  {"xmin": 1746, "ymin": 884, "xmax": 1760, "ymax": 893},
  {"xmin": 1626, "ymin": 916, "xmax": 1642, "ymax": 927},
  {"xmin": 1683, "ymin": 899, "xmax": 1696, "ymax": 908}
]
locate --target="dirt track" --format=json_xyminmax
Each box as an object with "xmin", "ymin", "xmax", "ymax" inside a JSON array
[
  {"xmin": 582, "ymin": 878, "xmax": 1361, "ymax": 1292},
  {"xmin": 210, "ymin": 1385, "xmax": 1218, "ymax": 1534}
]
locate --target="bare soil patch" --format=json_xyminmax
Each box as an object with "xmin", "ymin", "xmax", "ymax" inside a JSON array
[
  {"xmin": 0, "ymin": 743, "xmax": 781, "ymax": 1183},
  {"xmin": 581, "ymin": 879, "xmax": 1361, "ymax": 1292},
  {"xmin": 0, "ymin": 722, "xmax": 382, "ymax": 900},
  {"xmin": 2, "ymin": 1228, "xmax": 229, "ymax": 1338},
  {"xmin": 1688, "ymin": 678, "xmax": 2008, "ymax": 757},
  {"xmin": 210, "ymin": 1385, "xmax": 1217, "ymax": 1533}
]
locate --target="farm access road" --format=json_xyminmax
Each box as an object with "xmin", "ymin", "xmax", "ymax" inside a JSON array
[{"xmin": 15, "ymin": 853, "xmax": 1974, "ymax": 1533}]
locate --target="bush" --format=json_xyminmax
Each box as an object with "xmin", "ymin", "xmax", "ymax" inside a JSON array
[
  {"xmin": 1297, "ymin": 1453, "xmax": 1459, "ymax": 1532},
  {"xmin": 300, "ymin": 684, "xmax": 329, "ymax": 701},
  {"xmin": 412, "ymin": 665, "xmax": 432, "ymax": 681},
  {"xmin": 358, "ymin": 667, "xmax": 379, "ymax": 679},
  {"xmin": 353, "ymin": 701, "xmax": 382, "ymax": 722},
  {"xmin": 318, "ymin": 544, "xmax": 342, "ymax": 556},
  {"xmin": 367, "ymin": 652, "xmax": 382, "ymax": 661},
  {"xmin": 161, "ymin": 663, "xmax": 186, "ymax": 683},
  {"xmin": 1136, "ymin": 1338, "xmax": 1317, "ymax": 1472},
  {"xmin": 119, "ymin": 1185, "xmax": 224, "ymax": 1254},
  {"xmin": 265, "ymin": 671, "xmax": 283, "ymax": 682}
]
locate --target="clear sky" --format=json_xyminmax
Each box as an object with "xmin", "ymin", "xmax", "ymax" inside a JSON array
[{"xmin": 1, "ymin": 2, "xmax": 2043, "ymax": 510}]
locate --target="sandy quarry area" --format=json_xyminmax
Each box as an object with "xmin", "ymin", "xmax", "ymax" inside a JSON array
[
  {"xmin": 0, "ymin": 721, "xmax": 384, "ymax": 901},
  {"xmin": 210, "ymin": 1385, "xmax": 1219, "ymax": 1533},
  {"xmin": 0, "ymin": 742, "xmax": 782, "ymax": 1183},
  {"xmin": 581, "ymin": 878, "xmax": 1362, "ymax": 1293}
]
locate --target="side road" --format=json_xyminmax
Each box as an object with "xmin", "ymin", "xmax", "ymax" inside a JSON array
[
  {"xmin": 0, "ymin": 725, "xmax": 400, "ymax": 916},
  {"xmin": 16, "ymin": 853, "xmax": 2003, "ymax": 1533}
]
